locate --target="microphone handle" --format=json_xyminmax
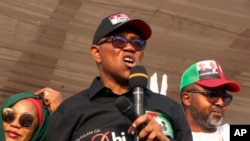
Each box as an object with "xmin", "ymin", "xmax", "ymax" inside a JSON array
[
  {"xmin": 133, "ymin": 87, "xmax": 144, "ymax": 115},
  {"xmin": 133, "ymin": 87, "xmax": 144, "ymax": 141}
]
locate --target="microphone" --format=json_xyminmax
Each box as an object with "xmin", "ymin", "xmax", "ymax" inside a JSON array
[
  {"xmin": 115, "ymin": 96, "xmax": 146, "ymax": 141},
  {"xmin": 115, "ymin": 96, "xmax": 139, "ymax": 123},
  {"xmin": 129, "ymin": 65, "xmax": 148, "ymax": 141},
  {"xmin": 129, "ymin": 65, "xmax": 148, "ymax": 116}
]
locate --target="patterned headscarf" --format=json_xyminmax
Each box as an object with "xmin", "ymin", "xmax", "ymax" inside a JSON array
[{"xmin": 0, "ymin": 91, "xmax": 51, "ymax": 141}]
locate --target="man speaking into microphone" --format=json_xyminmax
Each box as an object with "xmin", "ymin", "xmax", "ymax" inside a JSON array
[{"xmin": 46, "ymin": 13, "xmax": 192, "ymax": 141}]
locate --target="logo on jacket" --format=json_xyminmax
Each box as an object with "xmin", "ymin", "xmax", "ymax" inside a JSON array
[{"xmin": 146, "ymin": 111, "xmax": 174, "ymax": 138}]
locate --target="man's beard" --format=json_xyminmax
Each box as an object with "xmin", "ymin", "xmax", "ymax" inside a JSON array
[{"xmin": 190, "ymin": 104, "xmax": 224, "ymax": 130}]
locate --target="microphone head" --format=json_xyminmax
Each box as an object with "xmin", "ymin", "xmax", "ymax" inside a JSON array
[
  {"xmin": 115, "ymin": 96, "xmax": 138, "ymax": 122},
  {"xmin": 129, "ymin": 65, "xmax": 148, "ymax": 88}
]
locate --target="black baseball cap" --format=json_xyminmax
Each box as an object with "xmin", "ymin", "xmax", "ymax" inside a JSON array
[{"xmin": 92, "ymin": 13, "xmax": 152, "ymax": 45}]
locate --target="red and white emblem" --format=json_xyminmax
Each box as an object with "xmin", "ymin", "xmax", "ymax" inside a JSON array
[{"xmin": 109, "ymin": 13, "xmax": 130, "ymax": 25}]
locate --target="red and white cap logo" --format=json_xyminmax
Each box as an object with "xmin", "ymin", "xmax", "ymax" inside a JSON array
[{"xmin": 109, "ymin": 13, "xmax": 130, "ymax": 25}]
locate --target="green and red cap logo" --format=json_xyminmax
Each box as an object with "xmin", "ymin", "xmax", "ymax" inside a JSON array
[{"xmin": 180, "ymin": 60, "xmax": 240, "ymax": 92}]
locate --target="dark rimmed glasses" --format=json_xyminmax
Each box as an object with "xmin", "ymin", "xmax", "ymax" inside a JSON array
[
  {"xmin": 2, "ymin": 107, "xmax": 34, "ymax": 128},
  {"xmin": 186, "ymin": 90, "xmax": 233, "ymax": 106},
  {"xmin": 97, "ymin": 36, "xmax": 147, "ymax": 51}
]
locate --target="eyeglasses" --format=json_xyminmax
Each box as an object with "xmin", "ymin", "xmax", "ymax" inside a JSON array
[
  {"xmin": 2, "ymin": 107, "xmax": 34, "ymax": 128},
  {"xmin": 97, "ymin": 36, "xmax": 146, "ymax": 51},
  {"xmin": 186, "ymin": 90, "xmax": 233, "ymax": 106}
]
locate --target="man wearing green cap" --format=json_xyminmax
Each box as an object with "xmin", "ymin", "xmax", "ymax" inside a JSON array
[{"xmin": 179, "ymin": 60, "xmax": 241, "ymax": 141}]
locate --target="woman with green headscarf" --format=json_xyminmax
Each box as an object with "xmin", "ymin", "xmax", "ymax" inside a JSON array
[{"xmin": 0, "ymin": 88, "xmax": 62, "ymax": 141}]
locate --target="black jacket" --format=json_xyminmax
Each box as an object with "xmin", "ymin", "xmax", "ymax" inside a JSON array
[{"xmin": 46, "ymin": 77, "xmax": 192, "ymax": 141}]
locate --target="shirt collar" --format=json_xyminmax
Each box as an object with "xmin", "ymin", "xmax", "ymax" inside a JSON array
[
  {"xmin": 88, "ymin": 77, "xmax": 133, "ymax": 99},
  {"xmin": 89, "ymin": 77, "xmax": 105, "ymax": 99}
]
